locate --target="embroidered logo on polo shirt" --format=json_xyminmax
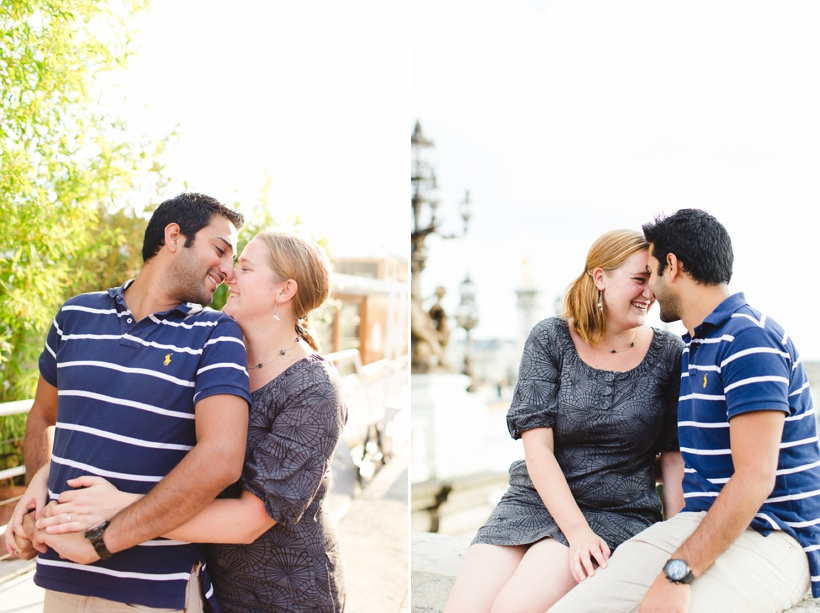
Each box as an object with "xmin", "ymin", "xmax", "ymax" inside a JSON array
[
  {"xmin": 164, "ymin": 353, "xmax": 173, "ymax": 366},
  {"xmin": 703, "ymin": 375, "xmax": 708, "ymax": 388}
]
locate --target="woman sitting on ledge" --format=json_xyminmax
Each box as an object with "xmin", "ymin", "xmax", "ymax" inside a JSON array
[{"xmin": 444, "ymin": 229, "xmax": 685, "ymax": 613}]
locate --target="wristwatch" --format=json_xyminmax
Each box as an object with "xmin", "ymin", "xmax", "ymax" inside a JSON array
[
  {"xmin": 663, "ymin": 558, "xmax": 694, "ymax": 585},
  {"xmin": 84, "ymin": 521, "xmax": 113, "ymax": 561}
]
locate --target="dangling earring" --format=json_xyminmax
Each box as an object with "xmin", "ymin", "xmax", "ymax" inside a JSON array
[
  {"xmin": 273, "ymin": 302, "xmax": 281, "ymax": 322},
  {"xmin": 597, "ymin": 290, "xmax": 603, "ymax": 311}
]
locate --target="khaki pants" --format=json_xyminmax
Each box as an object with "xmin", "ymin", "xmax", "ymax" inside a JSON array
[
  {"xmin": 548, "ymin": 512, "xmax": 810, "ymax": 613},
  {"xmin": 42, "ymin": 564, "xmax": 204, "ymax": 613}
]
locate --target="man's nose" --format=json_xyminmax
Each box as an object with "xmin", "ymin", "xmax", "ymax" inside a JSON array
[{"xmin": 221, "ymin": 264, "xmax": 236, "ymax": 285}]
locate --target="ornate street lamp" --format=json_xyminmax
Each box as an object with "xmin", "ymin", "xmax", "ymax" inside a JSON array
[
  {"xmin": 456, "ymin": 273, "xmax": 480, "ymax": 386},
  {"xmin": 410, "ymin": 120, "xmax": 473, "ymax": 373}
]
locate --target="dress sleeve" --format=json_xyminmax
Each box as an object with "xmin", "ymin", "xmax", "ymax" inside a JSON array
[
  {"xmin": 242, "ymin": 362, "xmax": 347, "ymax": 526},
  {"xmin": 654, "ymin": 333, "xmax": 684, "ymax": 453},
  {"xmin": 507, "ymin": 318, "xmax": 562, "ymax": 440}
]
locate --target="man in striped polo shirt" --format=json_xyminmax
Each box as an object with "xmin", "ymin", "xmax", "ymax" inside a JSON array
[
  {"xmin": 549, "ymin": 209, "xmax": 820, "ymax": 613},
  {"xmin": 9, "ymin": 194, "xmax": 252, "ymax": 612}
]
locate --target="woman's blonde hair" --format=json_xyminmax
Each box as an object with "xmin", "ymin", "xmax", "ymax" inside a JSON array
[
  {"xmin": 255, "ymin": 230, "xmax": 333, "ymax": 351},
  {"xmin": 563, "ymin": 229, "xmax": 648, "ymax": 346}
]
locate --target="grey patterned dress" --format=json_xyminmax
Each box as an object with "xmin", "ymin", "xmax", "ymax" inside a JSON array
[
  {"xmin": 473, "ymin": 317, "xmax": 683, "ymax": 550},
  {"xmin": 206, "ymin": 354, "xmax": 347, "ymax": 613}
]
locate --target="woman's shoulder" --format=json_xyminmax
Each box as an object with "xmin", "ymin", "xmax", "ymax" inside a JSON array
[
  {"xmin": 289, "ymin": 353, "xmax": 341, "ymax": 387},
  {"xmin": 650, "ymin": 327, "xmax": 685, "ymax": 361},
  {"xmin": 531, "ymin": 316, "xmax": 569, "ymax": 338}
]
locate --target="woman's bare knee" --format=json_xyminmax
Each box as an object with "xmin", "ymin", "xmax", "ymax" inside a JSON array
[{"xmin": 444, "ymin": 544, "xmax": 527, "ymax": 613}]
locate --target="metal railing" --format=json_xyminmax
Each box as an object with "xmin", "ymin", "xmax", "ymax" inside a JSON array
[{"xmin": 0, "ymin": 351, "xmax": 408, "ymax": 558}]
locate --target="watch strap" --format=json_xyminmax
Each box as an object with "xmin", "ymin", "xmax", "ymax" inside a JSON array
[{"xmin": 84, "ymin": 520, "xmax": 113, "ymax": 561}]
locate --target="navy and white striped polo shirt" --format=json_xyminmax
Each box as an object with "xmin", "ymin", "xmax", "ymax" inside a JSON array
[
  {"xmin": 679, "ymin": 292, "xmax": 820, "ymax": 597},
  {"xmin": 34, "ymin": 281, "xmax": 251, "ymax": 610}
]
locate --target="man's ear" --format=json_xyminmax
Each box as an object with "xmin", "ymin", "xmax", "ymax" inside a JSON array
[
  {"xmin": 666, "ymin": 253, "xmax": 681, "ymax": 282},
  {"xmin": 164, "ymin": 223, "xmax": 182, "ymax": 253}
]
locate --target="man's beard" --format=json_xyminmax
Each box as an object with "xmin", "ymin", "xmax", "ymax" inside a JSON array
[
  {"xmin": 658, "ymin": 302, "xmax": 681, "ymax": 323},
  {"xmin": 653, "ymin": 277, "xmax": 681, "ymax": 323},
  {"xmin": 167, "ymin": 248, "xmax": 216, "ymax": 306},
  {"xmin": 656, "ymin": 291, "xmax": 681, "ymax": 323}
]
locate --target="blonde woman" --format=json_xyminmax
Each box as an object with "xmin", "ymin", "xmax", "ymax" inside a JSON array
[
  {"xmin": 444, "ymin": 230, "xmax": 685, "ymax": 613},
  {"xmin": 20, "ymin": 231, "xmax": 347, "ymax": 613}
]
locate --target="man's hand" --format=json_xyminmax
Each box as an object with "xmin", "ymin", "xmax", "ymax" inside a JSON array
[
  {"xmin": 640, "ymin": 573, "xmax": 692, "ymax": 613},
  {"xmin": 12, "ymin": 530, "xmax": 38, "ymax": 561},
  {"xmin": 25, "ymin": 510, "xmax": 48, "ymax": 554},
  {"xmin": 40, "ymin": 529, "xmax": 100, "ymax": 565},
  {"xmin": 3, "ymin": 510, "xmax": 38, "ymax": 560}
]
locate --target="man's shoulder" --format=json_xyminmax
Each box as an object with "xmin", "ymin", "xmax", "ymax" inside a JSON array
[
  {"xmin": 183, "ymin": 305, "xmax": 241, "ymax": 332},
  {"xmin": 721, "ymin": 304, "xmax": 790, "ymax": 348},
  {"xmin": 59, "ymin": 289, "xmax": 117, "ymax": 312}
]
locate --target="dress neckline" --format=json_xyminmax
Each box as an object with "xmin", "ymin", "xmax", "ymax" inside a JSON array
[
  {"xmin": 558, "ymin": 318, "xmax": 659, "ymax": 377},
  {"xmin": 250, "ymin": 352, "xmax": 323, "ymax": 395}
]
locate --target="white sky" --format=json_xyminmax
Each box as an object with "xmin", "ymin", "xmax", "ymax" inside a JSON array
[
  {"xmin": 412, "ymin": 1, "xmax": 820, "ymax": 359},
  {"xmin": 116, "ymin": 1, "xmax": 408, "ymax": 258}
]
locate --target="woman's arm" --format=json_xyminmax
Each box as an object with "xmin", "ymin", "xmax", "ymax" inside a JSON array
[
  {"xmin": 37, "ymin": 477, "xmax": 275, "ymax": 545},
  {"xmin": 660, "ymin": 451, "xmax": 685, "ymax": 519},
  {"xmin": 36, "ymin": 476, "xmax": 142, "ymax": 534},
  {"xmin": 163, "ymin": 489, "xmax": 275, "ymax": 544},
  {"xmin": 522, "ymin": 427, "xmax": 610, "ymax": 583}
]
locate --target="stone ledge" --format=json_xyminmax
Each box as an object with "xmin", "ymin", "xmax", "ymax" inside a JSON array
[
  {"xmin": 411, "ymin": 532, "xmax": 472, "ymax": 613},
  {"xmin": 410, "ymin": 532, "xmax": 820, "ymax": 613}
]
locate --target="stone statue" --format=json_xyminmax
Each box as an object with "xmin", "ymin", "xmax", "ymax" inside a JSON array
[{"xmin": 410, "ymin": 287, "xmax": 452, "ymax": 374}]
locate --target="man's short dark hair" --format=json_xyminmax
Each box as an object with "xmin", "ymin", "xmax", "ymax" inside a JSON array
[
  {"xmin": 142, "ymin": 193, "xmax": 245, "ymax": 262},
  {"xmin": 642, "ymin": 208, "xmax": 733, "ymax": 285}
]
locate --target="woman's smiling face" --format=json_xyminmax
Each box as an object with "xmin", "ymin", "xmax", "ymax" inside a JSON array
[
  {"xmin": 223, "ymin": 238, "xmax": 280, "ymax": 326},
  {"xmin": 598, "ymin": 250, "xmax": 655, "ymax": 330}
]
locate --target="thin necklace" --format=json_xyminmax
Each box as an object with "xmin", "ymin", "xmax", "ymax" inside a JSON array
[
  {"xmin": 608, "ymin": 327, "xmax": 640, "ymax": 354},
  {"xmin": 249, "ymin": 337, "xmax": 300, "ymax": 370}
]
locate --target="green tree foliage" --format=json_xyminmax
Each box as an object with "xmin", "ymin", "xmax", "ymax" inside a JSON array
[{"xmin": 0, "ymin": 0, "xmax": 171, "ymax": 477}]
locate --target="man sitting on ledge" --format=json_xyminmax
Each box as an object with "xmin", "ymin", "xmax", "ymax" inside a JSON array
[{"xmin": 548, "ymin": 209, "xmax": 820, "ymax": 613}]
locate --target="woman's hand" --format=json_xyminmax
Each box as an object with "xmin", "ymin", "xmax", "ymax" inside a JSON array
[
  {"xmin": 35, "ymin": 476, "xmax": 142, "ymax": 535},
  {"xmin": 4, "ymin": 464, "xmax": 50, "ymax": 557},
  {"xmin": 566, "ymin": 526, "xmax": 611, "ymax": 583}
]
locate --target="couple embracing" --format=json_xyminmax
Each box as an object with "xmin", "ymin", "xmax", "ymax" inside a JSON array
[
  {"xmin": 5, "ymin": 193, "xmax": 345, "ymax": 613},
  {"xmin": 447, "ymin": 209, "xmax": 820, "ymax": 613}
]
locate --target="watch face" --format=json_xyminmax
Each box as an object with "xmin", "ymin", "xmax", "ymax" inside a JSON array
[{"xmin": 665, "ymin": 559, "xmax": 689, "ymax": 581}]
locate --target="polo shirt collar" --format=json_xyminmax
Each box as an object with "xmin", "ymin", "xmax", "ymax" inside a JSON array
[
  {"xmin": 691, "ymin": 292, "xmax": 746, "ymax": 339},
  {"xmin": 106, "ymin": 280, "xmax": 203, "ymax": 318}
]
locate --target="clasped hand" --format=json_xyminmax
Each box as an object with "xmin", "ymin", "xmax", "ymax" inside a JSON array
[{"xmin": 4, "ymin": 475, "xmax": 130, "ymax": 563}]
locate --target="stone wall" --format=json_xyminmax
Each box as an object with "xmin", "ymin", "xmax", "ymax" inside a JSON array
[{"xmin": 410, "ymin": 532, "xmax": 820, "ymax": 613}]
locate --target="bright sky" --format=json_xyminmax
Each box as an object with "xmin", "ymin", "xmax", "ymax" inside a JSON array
[
  {"xmin": 116, "ymin": 1, "xmax": 408, "ymax": 258},
  {"xmin": 412, "ymin": 1, "xmax": 820, "ymax": 359}
]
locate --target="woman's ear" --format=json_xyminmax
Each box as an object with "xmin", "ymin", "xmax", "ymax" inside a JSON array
[
  {"xmin": 592, "ymin": 267, "xmax": 606, "ymax": 291},
  {"xmin": 277, "ymin": 278, "xmax": 299, "ymax": 303}
]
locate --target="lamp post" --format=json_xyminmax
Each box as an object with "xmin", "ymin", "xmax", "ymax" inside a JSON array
[
  {"xmin": 411, "ymin": 120, "xmax": 473, "ymax": 373},
  {"xmin": 456, "ymin": 272, "xmax": 479, "ymax": 387}
]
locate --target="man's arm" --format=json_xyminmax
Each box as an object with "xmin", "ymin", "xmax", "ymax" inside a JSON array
[
  {"xmin": 41, "ymin": 393, "xmax": 248, "ymax": 561},
  {"xmin": 24, "ymin": 376, "xmax": 58, "ymax": 480},
  {"xmin": 640, "ymin": 410, "xmax": 784, "ymax": 612},
  {"xmin": 103, "ymin": 393, "xmax": 248, "ymax": 552}
]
